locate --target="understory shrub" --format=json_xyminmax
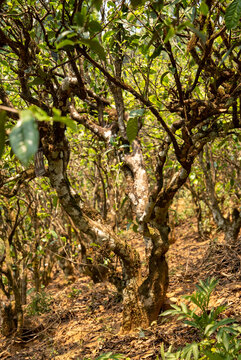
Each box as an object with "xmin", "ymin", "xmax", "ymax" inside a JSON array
[
  {"xmin": 27, "ymin": 289, "xmax": 52, "ymax": 316},
  {"xmin": 160, "ymin": 278, "xmax": 241, "ymax": 359}
]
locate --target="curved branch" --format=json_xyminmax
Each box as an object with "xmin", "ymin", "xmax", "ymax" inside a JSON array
[
  {"xmin": 78, "ymin": 48, "xmax": 181, "ymax": 158},
  {"xmin": 0, "ymin": 169, "xmax": 36, "ymax": 198},
  {"xmin": 69, "ymin": 104, "xmax": 118, "ymax": 141}
]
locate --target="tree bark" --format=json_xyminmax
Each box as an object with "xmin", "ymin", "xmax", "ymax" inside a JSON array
[
  {"xmin": 199, "ymin": 148, "xmax": 241, "ymax": 243},
  {"xmin": 42, "ymin": 124, "xmax": 171, "ymax": 331}
]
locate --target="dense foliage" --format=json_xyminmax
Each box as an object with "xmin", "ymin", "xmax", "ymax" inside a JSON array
[{"xmin": 0, "ymin": 0, "xmax": 241, "ymax": 336}]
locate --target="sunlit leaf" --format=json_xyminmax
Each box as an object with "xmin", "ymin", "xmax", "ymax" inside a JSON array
[
  {"xmin": 52, "ymin": 108, "xmax": 77, "ymax": 131},
  {"xmin": 160, "ymin": 343, "xmax": 165, "ymax": 360},
  {"xmin": 160, "ymin": 71, "xmax": 169, "ymax": 85},
  {"xmin": 49, "ymin": 229, "xmax": 58, "ymax": 239},
  {"xmin": 192, "ymin": 343, "xmax": 199, "ymax": 360},
  {"xmin": 56, "ymin": 39, "xmax": 75, "ymax": 50},
  {"xmin": 222, "ymin": 331, "xmax": 230, "ymax": 351},
  {"xmin": 126, "ymin": 117, "xmax": 138, "ymax": 143},
  {"xmin": 164, "ymin": 26, "xmax": 175, "ymax": 43},
  {"xmin": 56, "ymin": 30, "xmax": 75, "ymax": 42},
  {"xmin": 9, "ymin": 110, "xmax": 39, "ymax": 166},
  {"xmin": 30, "ymin": 106, "xmax": 49, "ymax": 122},
  {"xmin": 103, "ymin": 30, "xmax": 115, "ymax": 43},
  {"xmin": 225, "ymin": 0, "xmax": 241, "ymax": 29},
  {"xmin": 200, "ymin": 0, "xmax": 209, "ymax": 15},
  {"xmin": 79, "ymin": 38, "xmax": 106, "ymax": 61}
]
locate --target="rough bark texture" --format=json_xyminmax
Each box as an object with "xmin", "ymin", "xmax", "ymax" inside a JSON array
[{"xmin": 41, "ymin": 117, "xmax": 171, "ymax": 331}]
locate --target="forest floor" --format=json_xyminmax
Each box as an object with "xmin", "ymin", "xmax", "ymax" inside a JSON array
[{"xmin": 0, "ymin": 218, "xmax": 241, "ymax": 360}]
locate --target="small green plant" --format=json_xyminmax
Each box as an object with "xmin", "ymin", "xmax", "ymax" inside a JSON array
[
  {"xmin": 160, "ymin": 278, "xmax": 241, "ymax": 359},
  {"xmin": 67, "ymin": 286, "xmax": 82, "ymax": 298},
  {"xmin": 27, "ymin": 290, "xmax": 52, "ymax": 315}
]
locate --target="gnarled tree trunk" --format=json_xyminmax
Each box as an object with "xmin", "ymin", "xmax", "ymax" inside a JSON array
[{"xmin": 42, "ymin": 123, "xmax": 172, "ymax": 331}]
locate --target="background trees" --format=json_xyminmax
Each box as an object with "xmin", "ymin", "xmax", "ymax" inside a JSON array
[{"xmin": 0, "ymin": 0, "xmax": 241, "ymax": 334}]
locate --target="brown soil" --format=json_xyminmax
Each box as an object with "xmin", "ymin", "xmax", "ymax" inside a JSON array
[{"xmin": 0, "ymin": 219, "xmax": 240, "ymax": 360}]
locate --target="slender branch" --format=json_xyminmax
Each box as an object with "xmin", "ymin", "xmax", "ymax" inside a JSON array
[
  {"xmin": 187, "ymin": 26, "xmax": 226, "ymax": 95},
  {"xmin": 0, "ymin": 105, "xmax": 19, "ymax": 115},
  {"xmin": 78, "ymin": 47, "xmax": 181, "ymax": 158},
  {"xmin": 67, "ymin": 51, "xmax": 86, "ymax": 99},
  {"xmin": 69, "ymin": 103, "xmax": 118, "ymax": 141},
  {"xmin": 165, "ymin": 41, "xmax": 184, "ymax": 105},
  {"xmin": 0, "ymin": 169, "xmax": 36, "ymax": 198}
]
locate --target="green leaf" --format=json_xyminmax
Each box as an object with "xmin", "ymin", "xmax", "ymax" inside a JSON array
[
  {"xmin": 52, "ymin": 195, "xmax": 58, "ymax": 208},
  {"xmin": 160, "ymin": 309, "xmax": 177, "ymax": 316},
  {"xmin": 52, "ymin": 108, "xmax": 77, "ymax": 131},
  {"xmin": 91, "ymin": 0, "xmax": 102, "ymax": 11},
  {"xmin": 30, "ymin": 106, "xmax": 49, "ymax": 122},
  {"xmin": 205, "ymin": 318, "xmax": 236, "ymax": 336},
  {"xmin": 9, "ymin": 110, "xmax": 39, "ymax": 166},
  {"xmin": 222, "ymin": 331, "xmax": 230, "ymax": 352},
  {"xmin": 127, "ymin": 222, "xmax": 132, "ymax": 231},
  {"xmin": 56, "ymin": 39, "xmax": 75, "ymax": 50},
  {"xmin": 49, "ymin": 229, "xmax": 58, "ymax": 239},
  {"xmin": 200, "ymin": 0, "xmax": 209, "ymax": 15},
  {"xmin": 169, "ymin": 304, "xmax": 181, "ymax": 311},
  {"xmin": 192, "ymin": 343, "xmax": 199, "ymax": 360},
  {"xmin": 184, "ymin": 320, "xmax": 201, "ymax": 329},
  {"xmin": 103, "ymin": 30, "xmax": 115, "ymax": 43},
  {"xmin": 126, "ymin": 117, "xmax": 138, "ymax": 143},
  {"xmin": 89, "ymin": 20, "xmax": 102, "ymax": 33},
  {"xmin": 164, "ymin": 26, "xmax": 175, "ymax": 43},
  {"xmin": 56, "ymin": 30, "xmax": 75, "ymax": 42},
  {"xmin": 180, "ymin": 302, "xmax": 188, "ymax": 314},
  {"xmin": 150, "ymin": 45, "xmax": 164, "ymax": 59},
  {"xmin": 0, "ymin": 111, "xmax": 6, "ymax": 159},
  {"xmin": 74, "ymin": 12, "xmax": 85, "ymax": 27},
  {"xmin": 225, "ymin": 0, "xmax": 241, "ymax": 30},
  {"xmin": 79, "ymin": 38, "xmax": 106, "ymax": 61},
  {"xmin": 29, "ymin": 77, "xmax": 45, "ymax": 86},
  {"xmin": 160, "ymin": 71, "xmax": 169, "ymax": 85},
  {"xmin": 219, "ymin": 47, "xmax": 233, "ymax": 66},
  {"xmin": 160, "ymin": 343, "xmax": 165, "ymax": 360},
  {"xmin": 31, "ymin": 106, "xmax": 77, "ymax": 131},
  {"xmin": 203, "ymin": 351, "xmax": 224, "ymax": 360},
  {"xmin": 130, "ymin": 0, "xmax": 145, "ymax": 8},
  {"xmin": 182, "ymin": 343, "xmax": 199, "ymax": 360}
]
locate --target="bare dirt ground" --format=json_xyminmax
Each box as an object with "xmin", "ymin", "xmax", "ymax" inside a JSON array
[{"xmin": 0, "ymin": 219, "xmax": 241, "ymax": 360}]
